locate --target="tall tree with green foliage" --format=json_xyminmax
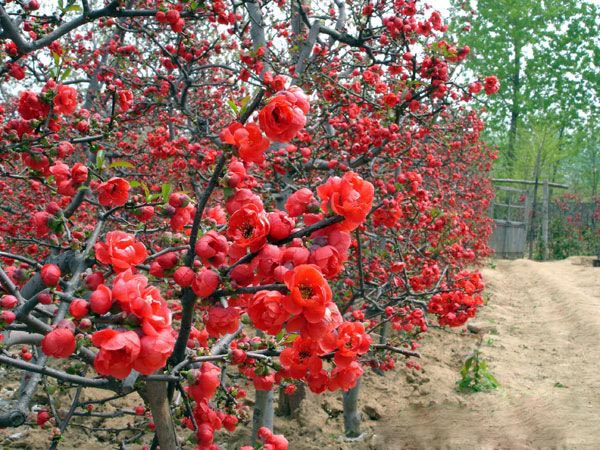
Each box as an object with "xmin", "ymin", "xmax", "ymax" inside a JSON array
[{"xmin": 449, "ymin": 0, "xmax": 599, "ymax": 176}]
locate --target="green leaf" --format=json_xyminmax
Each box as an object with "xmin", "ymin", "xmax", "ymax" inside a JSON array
[
  {"xmin": 95, "ymin": 150, "xmax": 105, "ymax": 170},
  {"xmin": 109, "ymin": 160, "xmax": 135, "ymax": 169},
  {"xmin": 227, "ymin": 99, "xmax": 239, "ymax": 114},
  {"xmin": 60, "ymin": 67, "xmax": 72, "ymax": 81},
  {"xmin": 141, "ymin": 182, "xmax": 151, "ymax": 200},
  {"xmin": 161, "ymin": 183, "xmax": 173, "ymax": 203}
]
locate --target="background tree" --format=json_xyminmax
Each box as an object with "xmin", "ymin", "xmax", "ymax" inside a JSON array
[{"xmin": 448, "ymin": 0, "xmax": 599, "ymax": 180}]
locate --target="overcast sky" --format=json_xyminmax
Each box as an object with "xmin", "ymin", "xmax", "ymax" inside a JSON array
[{"xmin": 429, "ymin": 0, "xmax": 452, "ymax": 13}]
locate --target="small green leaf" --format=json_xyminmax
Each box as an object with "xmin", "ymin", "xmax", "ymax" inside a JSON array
[
  {"xmin": 141, "ymin": 182, "xmax": 151, "ymax": 200},
  {"xmin": 161, "ymin": 183, "xmax": 173, "ymax": 203},
  {"xmin": 96, "ymin": 150, "xmax": 105, "ymax": 170},
  {"xmin": 60, "ymin": 67, "xmax": 72, "ymax": 81},
  {"xmin": 109, "ymin": 160, "xmax": 135, "ymax": 169},
  {"xmin": 227, "ymin": 99, "xmax": 239, "ymax": 114}
]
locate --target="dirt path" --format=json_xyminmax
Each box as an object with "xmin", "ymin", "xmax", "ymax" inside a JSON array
[
  {"xmin": 264, "ymin": 257, "xmax": 600, "ymax": 450},
  {"xmin": 370, "ymin": 257, "xmax": 600, "ymax": 450}
]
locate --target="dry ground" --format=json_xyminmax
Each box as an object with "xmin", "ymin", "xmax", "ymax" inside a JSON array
[
  {"xmin": 2, "ymin": 257, "xmax": 599, "ymax": 449},
  {"xmin": 269, "ymin": 257, "xmax": 600, "ymax": 450}
]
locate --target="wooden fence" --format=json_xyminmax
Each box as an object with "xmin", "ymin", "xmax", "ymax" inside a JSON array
[{"xmin": 489, "ymin": 179, "xmax": 569, "ymax": 259}]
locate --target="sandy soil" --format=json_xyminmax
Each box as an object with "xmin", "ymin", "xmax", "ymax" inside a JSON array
[
  {"xmin": 246, "ymin": 257, "xmax": 600, "ymax": 450},
  {"xmin": 2, "ymin": 257, "xmax": 599, "ymax": 449}
]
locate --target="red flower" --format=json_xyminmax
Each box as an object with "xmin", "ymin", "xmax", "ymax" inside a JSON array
[
  {"xmin": 317, "ymin": 171, "xmax": 374, "ymax": 230},
  {"xmin": 328, "ymin": 360, "xmax": 363, "ymax": 391},
  {"xmin": 92, "ymin": 329, "xmax": 141, "ymax": 379},
  {"xmin": 382, "ymin": 92, "xmax": 399, "ymax": 107},
  {"xmin": 258, "ymin": 89, "xmax": 309, "ymax": 142},
  {"xmin": 53, "ymin": 84, "xmax": 78, "ymax": 115},
  {"xmin": 18, "ymin": 91, "xmax": 49, "ymax": 120},
  {"xmin": 280, "ymin": 335, "xmax": 322, "ymax": 378},
  {"xmin": 32, "ymin": 211, "xmax": 51, "ymax": 237},
  {"xmin": 69, "ymin": 299, "xmax": 89, "ymax": 319},
  {"xmin": 41, "ymin": 328, "xmax": 76, "ymax": 358},
  {"xmin": 286, "ymin": 301, "xmax": 343, "ymax": 341},
  {"xmin": 256, "ymin": 427, "xmax": 289, "ymax": 450},
  {"xmin": 229, "ymin": 263, "xmax": 254, "ymax": 286},
  {"xmin": 225, "ymin": 188, "xmax": 263, "ymax": 215},
  {"xmin": 251, "ymin": 244, "xmax": 281, "ymax": 282},
  {"xmin": 226, "ymin": 204, "xmax": 270, "ymax": 251},
  {"xmin": 0, "ymin": 311, "xmax": 16, "ymax": 324},
  {"xmin": 71, "ymin": 163, "xmax": 88, "ymax": 184},
  {"xmin": 248, "ymin": 290, "xmax": 290, "ymax": 335},
  {"xmin": 285, "ymin": 188, "xmax": 317, "ymax": 217},
  {"xmin": 118, "ymin": 89, "xmax": 133, "ymax": 111},
  {"xmin": 205, "ymin": 306, "xmax": 240, "ymax": 337},
  {"xmin": 94, "ymin": 231, "xmax": 148, "ymax": 272},
  {"xmin": 282, "ymin": 264, "xmax": 331, "ymax": 323},
  {"xmin": 223, "ymin": 414, "xmax": 238, "ymax": 432},
  {"xmin": 267, "ymin": 210, "xmax": 295, "ymax": 240},
  {"xmin": 195, "ymin": 231, "xmax": 229, "ymax": 267},
  {"xmin": 191, "ymin": 269, "xmax": 220, "ymax": 298},
  {"xmin": 36, "ymin": 410, "xmax": 51, "ymax": 427},
  {"xmin": 326, "ymin": 321, "xmax": 372, "ymax": 367},
  {"xmin": 189, "ymin": 362, "xmax": 221, "ymax": 401},
  {"xmin": 253, "ymin": 372, "xmax": 276, "ymax": 391},
  {"xmin": 468, "ymin": 81, "xmax": 482, "ymax": 94},
  {"xmin": 89, "ymin": 284, "xmax": 113, "ymax": 315},
  {"xmin": 85, "ymin": 272, "xmax": 104, "ymax": 290},
  {"xmin": 96, "ymin": 177, "xmax": 130, "ymax": 207},
  {"xmin": 225, "ymin": 160, "xmax": 246, "ymax": 187},
  {"xmin": 111, "ymin": 270, "xmax": 172, "ymax": 334},
  {"xmin": 280, "ymin": 246, "xmax": 310, "ymax": 267},
  {"xmin": 309, "ymin": 245, "xmax": 343, "ymax": 278},
  {"xmin": 56, "ymin": 141, "xmax": 74, "ymax": 158},
  {"xmin": 8, "ymin": 62, "xmax": 25, "ymax": 80},
  {"xmin": 173, "ymin": 266, "xmax": 195, "ymax": 287},
  {"xmin": 50, "ymin": 161, "xmax": 78, "ymax": 196},
  {"xmin": 41, "ymin": 264, "xmax": 61, "ymax": 287},
  {"xmin": 484, "ymin": 76, "xmax": 500, "ymax": 95},
  {"xmin": 220, "ymin": 122, "xmax": 270, "ymax": 163},
  {"xmin": 0, "ymin": 295, "xmax": 17, "ymax": 309},
  {"xmin": 133, "ymin": 330, "xmax": 175, "ymax": 375}
]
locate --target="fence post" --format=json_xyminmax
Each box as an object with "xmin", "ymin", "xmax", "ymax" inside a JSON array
[
  {"xmin": 523, "ymin": 187, "xmax": 533, "ymax": 246},
  {"xmin": 542, "ymin": 180, "xmax": 550, "ymax": 260}
]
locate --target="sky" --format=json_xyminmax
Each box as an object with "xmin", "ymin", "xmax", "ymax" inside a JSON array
[{"xmin": 429, "ymin": 0, "xmax": 452, "ymax": 13}]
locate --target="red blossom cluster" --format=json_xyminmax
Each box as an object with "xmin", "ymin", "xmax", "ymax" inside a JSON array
[{"xmin": 0, "ymin": 0, "xmax": 497, "ymax": 447}]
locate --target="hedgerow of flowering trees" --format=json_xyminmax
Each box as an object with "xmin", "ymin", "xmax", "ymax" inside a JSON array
[{"xmin": 0, "ymin": 0, "xmax": 497, "ymax": 448}]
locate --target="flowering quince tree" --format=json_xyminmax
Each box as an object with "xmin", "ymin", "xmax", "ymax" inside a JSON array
[{"xmin": 0, "ymin": 0, "xmax": 497, "ymax": 448}]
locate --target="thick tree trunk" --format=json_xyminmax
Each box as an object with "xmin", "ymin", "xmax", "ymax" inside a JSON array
[
  {"xmin": 277, "ymin": 383, "xmax": 305, "ymax": 417},
  {"xmin": 343, "ymin": 379, "xmax": 361, "ymax": 438},
  {"xmin": 141, "ymin": 381, "xmax": 178, "ymax": 450},
  {"xmin": 252, "ymin": 389, "xmax": 274, "ymax": 443}
]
